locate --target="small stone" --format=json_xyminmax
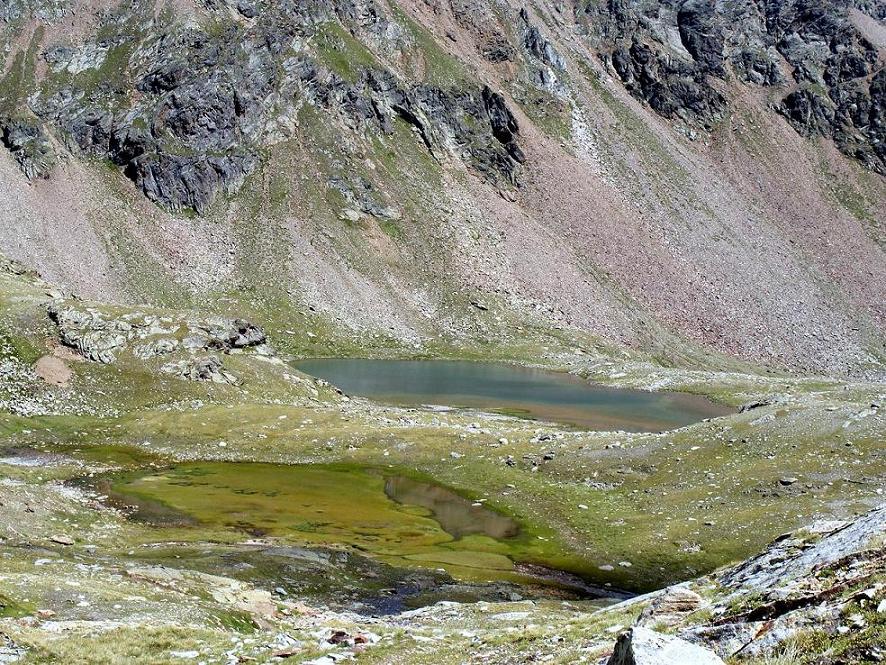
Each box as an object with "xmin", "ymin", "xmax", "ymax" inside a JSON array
[
  {"xmin": 50, "ymin": 535, "xmax": 74, "ymax": 546},
  {"xmin": 169, "ymin": 651, "xmax": 200, "ymax": 660},
  {"xmin": 849, "ymin": 613, "xmax": 867, "ymax": 629},
  {"xmin": 779, "ymin": 477, "xmax": 798, "ymax": 486}
]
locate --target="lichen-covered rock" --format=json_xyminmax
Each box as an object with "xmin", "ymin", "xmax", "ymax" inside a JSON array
[
  {"xmin": 132, "ymin": 338, "xmax": 179, "ymax": 360},
  {"xmin": 189, "ymin": 318, "xmax": 267, "ymax": 350},
  {"xmin": 1, "ymin": 118, "xmax": 55, "ymax": 179},
  {"xmin": 160, "ymin": 356, "xmax": 238, "ymax": 384},
  {"xmin": 48, "ymin": 302, "xmax": 272, "ymax": 367},
  {"xmin": 607, "ymin": 627, "xmax": 725, "ymax": 665},
  {"xmin": 0, "ymin": 634, "xmax": 26, "ymax": 664},
  {"xmin": 48, "ymin": 304, "xmax": 130, "ymax": 363},
  {"xmin": 719, "ymin": 504, "xmax": 886, "ymax": 593}
]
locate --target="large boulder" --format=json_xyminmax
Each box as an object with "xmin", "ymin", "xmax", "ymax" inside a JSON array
[
  {"xmin": 636, "ymin": 586, "xmax": 705, "ymax": 628},
  {"xmin": 719, "ymin": 504, "xmax": 886, "ymax": 593},
  {"xmin": 607, "ymin": 627, "xmax": 725, "ymax": 665},
  {"xmin": 47, "ymin": 303, "xmax": 131, "ymax": 364},
  {"xmin": 160, "ymin": 356, "xmax": 238, "ymax": 384},
  {"xmin": 206, "ymin": 318, "xmax": 267, "ymax": 349}
]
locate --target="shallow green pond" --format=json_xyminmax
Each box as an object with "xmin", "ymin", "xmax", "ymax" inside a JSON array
[
  {"xmin": 99, "ymin": 462, "xmax": 608, "ymax": 592},
  {"xmin": 295, "ymin": 359, "xmax": 729, "ymax": 432}
]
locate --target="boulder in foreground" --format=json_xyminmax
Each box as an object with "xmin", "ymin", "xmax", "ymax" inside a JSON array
[{"xmin": 607, "ymin": 627, "xmax": 725, "ymax": 665}]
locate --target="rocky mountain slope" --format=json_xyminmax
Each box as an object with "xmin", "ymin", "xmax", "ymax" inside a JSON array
[{"xmin": 0, "ymin": 0, "xmax": 883, "ymax": 377}]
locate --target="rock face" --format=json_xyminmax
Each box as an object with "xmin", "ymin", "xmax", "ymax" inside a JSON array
[
  {"xmin": 0, "ymin": 118, "xmax": 54, "ymax": 179},
  {"xmin": 676, "ymin": 504, "xmax": 886, "ymax": 660},
  {"xmin": 607, "ymin": 627, "xmax": 725, "ymax": 665},
  {"xmin": 719, "ymin": 504, "xmax": 886, "ymax": 593},
  {"xmin": 0, "ymin": 0, "xmax": 883, "ymax": 381},
  {"xmin": 581, "ymin": 0, "xmax": 885, "ymax": 173},
  {"xmin": 0, "ymin": 635, "xmax": 25, "ymax": 664},
  {"xmin": 11, "ymin": 0, "xmax": 526, "ymax": 212},
  {"xmin": 3, "ymin": 0, "xmax": 877, "ymax": 208}
]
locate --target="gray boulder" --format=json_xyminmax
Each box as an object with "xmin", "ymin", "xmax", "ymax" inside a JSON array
[
  {"xmin": 48, "ymin": 304, "xmax": 130, "ymax": 363},
  {"xmin": 132, "ymin": 338, "xmax": 179, "ymax": 360},
  {"xmin": 160, "ymin": 356, "xmax": 238, "ymax": 384},
  {"xmin": 199, "ymin": 318, "xmax": 267, "ymax": 350},
  {"xmin": 62, "ymin": 329, "xmax": 128, "ymax": 364},
  {"xmin": 719, "ymin": 504, "xmax": 886, "ymax": 593},
  {"xmin": 607, "ymin": 627, "xmax": 725, "ymax": 665},
  {"xmin": 0, "ymin": 634, "xmax": 25, "ymax": 664}
]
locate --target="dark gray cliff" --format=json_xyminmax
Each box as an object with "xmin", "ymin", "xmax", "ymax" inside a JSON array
[
  {"xmin": 6, "ymin": 0, "xmax": 526, "ymax": 212},
  {"xmin": 0, "ymin": 0, "xmax": 883, "ymax": 213},
  {"xmin": 579, "ymin": 0, "xmax": 885, "ymax": 173}
]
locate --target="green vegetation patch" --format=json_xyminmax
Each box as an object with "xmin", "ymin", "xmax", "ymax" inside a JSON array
[
  {"xmin": 0, "ymin": 27, "xmax": 43, "ymax": 115},
  {"xmin": 99, "ymin": 461, "xmax": 589, "ymax": 587},
  {"xmin": 313, "ymin": 21, "xmax": 380, "ymax": 82}
]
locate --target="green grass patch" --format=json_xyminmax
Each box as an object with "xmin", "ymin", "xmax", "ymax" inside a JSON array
[{"xmin": 313, "ymin": 21, "xmax": 379, "ymax": 82}]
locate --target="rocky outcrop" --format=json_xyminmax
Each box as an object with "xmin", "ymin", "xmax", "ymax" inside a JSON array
[
  {"xmin": 306, "ymin": 69, "xmax": 525, "ymax": 185},
  {"xmin": 0, "ymin": 635, "xmax": 25, "ymax": 664},
  {"xmin": 160, "ymin": 355, "xmax": 238, "ymax": 384},
  {"xmin": 580, "ymin": 0, "xmax": 885, "ymax": 173},
  {"xmin": 183, "ymin": 317, "xmax": 269, "ymax": 352},
  {"xmin": 607, "ymin": 627, "xmax": 725, "ymax": 665},
  {"xmin": 684, "ymin": 505, "xmax": 883, "ymax": 660},
  {"xmin": 597, "ymin": 505, "xmax": 886, "ymax": 663},
  {"xmin": 47, "ymin": 302, "xmax": 272, "ymax": 379},
  {"xmin": 719, "ymin": 504, "xmax": 886, "ymax": 593},
  {"xmin": 23, "ymin": 0, "xmax": 525, "ymax": 212},
  {"xmin": 47, "ymin": 303, "xmax": 130, "ymax": 363},
  {"xmin": 132, "ymin": 338, "xmax": 179, "ymax": 360},
  {"xmin": 0, "ymin": 118, "xmax": 54, "ymax": 179}
]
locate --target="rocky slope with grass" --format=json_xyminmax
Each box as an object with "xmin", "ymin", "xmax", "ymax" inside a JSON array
[{"xmin": 0, "ymin": 0, "xmax": 883, "ymax": 377}]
